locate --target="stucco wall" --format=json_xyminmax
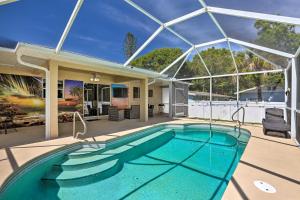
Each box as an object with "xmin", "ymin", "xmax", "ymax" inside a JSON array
[{"xmin": 127, "ymin": 80, "xmax": 162, "ymax": 114}]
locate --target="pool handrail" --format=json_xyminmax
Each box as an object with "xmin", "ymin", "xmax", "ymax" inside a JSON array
[
  {"xmin": 232, "ymin": 107, "xmax": 245, "ymax": 136},
  {"xmin": 73, "ymin": 112, "xmax": 87, "ymax": 138}
]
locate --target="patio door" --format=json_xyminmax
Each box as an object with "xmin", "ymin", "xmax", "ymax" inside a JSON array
[
  {"xmin": 84, "ymin": 84, "xmax": 98, "ymax": 117},
  {"xmin": 98, "ymin": 86, "xmax": 110, "ymax": 115},
  {"xmin": 84, "ymin": 84, "xmax": 111, "ymax": 118},
  {"xmin": 175, "ymin": 88, "xmax": 186, "ymax": 117}
]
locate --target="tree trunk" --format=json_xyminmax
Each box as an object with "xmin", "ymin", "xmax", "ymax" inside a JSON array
[{"xmin": 257, "ymin": 86, "xmax": 262, "ymax": 101}]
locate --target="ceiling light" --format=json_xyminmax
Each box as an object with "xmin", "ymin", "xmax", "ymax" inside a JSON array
[{"xmin": 90, "ymin": 74, "xmax": 100, "ymax": 82}]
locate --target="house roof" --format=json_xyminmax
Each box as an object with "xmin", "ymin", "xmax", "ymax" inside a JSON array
[{"xmin": 0, "ymin": 42, "xmax": 167, "ymax": 80}]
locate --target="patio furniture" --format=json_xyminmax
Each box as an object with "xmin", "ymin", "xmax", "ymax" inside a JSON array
[
  {"xmin": 101, "ymin": 104, "xmax": 109, "ymax": 115},
  {"xmin": 265, "ymin": 108, "xmax": 284, "ymax": 120},
  {"xmin": 262, "ymin": 108, "xmax": 290, "ymax": 138},
  {"xmin": 124, "ymin": 105, "xmax": 140, "ymax": 119},
  {"xmin": 108, "ymin": 106, "xmax": 124, "ymax": 121},
  {"xmin": 87, "ymin": 105, "xmax": 97, "ymax": 116},
  {"xmin": 148, "ymin": 104, "xmax": 154, "ymax": 117},
  {"xmin": 158, "ymin": 103, "xmax": 165, "ymax": 114}
]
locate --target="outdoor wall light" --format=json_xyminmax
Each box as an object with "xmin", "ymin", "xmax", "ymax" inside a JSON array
[{"xmin": 90, "ymin": 74, "xmax": 100, "ymax": 82}]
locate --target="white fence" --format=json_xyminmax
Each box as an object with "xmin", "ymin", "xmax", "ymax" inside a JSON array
[{"xmin": 188, "ymin": 101, "xmax": 286, "ymax": 123}]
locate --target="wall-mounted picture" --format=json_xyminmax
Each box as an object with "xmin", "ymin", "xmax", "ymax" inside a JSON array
[
  {"xmin": 0, "ymin": 73, "xmax": 44, "ymax": 128},
  {"xmin": 58, "ymin": 80, "xmax": 83, "ymax": 122}
]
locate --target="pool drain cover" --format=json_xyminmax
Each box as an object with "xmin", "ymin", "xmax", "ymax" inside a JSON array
[{"xmin": 254, "ymin": 180, "xmax": 276, "ymax": 193}]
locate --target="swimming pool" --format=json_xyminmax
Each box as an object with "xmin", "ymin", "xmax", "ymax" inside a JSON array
[{"xmin": 0, "ymin": 124, "xmax": 250, "ymax": 200}]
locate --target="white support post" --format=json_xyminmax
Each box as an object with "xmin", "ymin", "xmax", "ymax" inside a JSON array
[
  {"xmin": 124, "ymin": 0, "xmax": 194, "ymax": 47},
  {"xmin": 207, "ymin": 6, "xmax": 300, "ymax": 26},
  {"xmin": 286, "ymin": 60, "xmax": 292, "ymax": 71},
  {"xmin": 284, "ymin": 69, "xmax": 288, "ymax": 121},
  {"xmin": 172, "ymin": 52, "xmax": 191, "ymax": 79},
  {"xmin": 195, "ymin": 48, "xmax": 211, "ymax": 76},
  {"xmin": 295, "ymin": 46, "xmax": 300, "ymax": 58},
  {"xmin": 195, "ymin": 38, "xmax": 227, "ymax": 49},
  {"xmin": 56, "ymin": 0, "xmax": 84, "ymax": 53},
  {"xmin": 227, "ymin": 41, "xmax": 238, "ymax": 72},
  {"xmin": 198, "ymin": 0, "xmax": 227, "ymax": 38},
  {"xmin": 227, "ymin": 41, "xmax": 240, "ymax": 116},
  {"xmin": 210, "ymin": 77, "xmax": 212, "ymax": 123},
  {"xmin": 124, "ymin": 0, "xmax": 163, "ymax": 25},
  {"xmin": 291, "ymin": 58, "xmax": 297, "ymax": 138},
  {"xmin": 165, "ymin": 27, "xmax": 194, "ymax": 46},
  {"xmin": 124, "ymin": 25, "xmax": 164, "ymax": 66},
  {"xmin": 169, "ymin": 81, "xmax": 173, "ymax": 118},
  {"xmin": 160, "ymin": 47, "xmax": 193, "ymax": 74},
  {"xmin": 178, "ymin": 69, "xmax": 284, "ymax": 81},
  {"xmin": 228, "ymin": 38, "xmax": 294, "ymax": 58},
  {"xmin": 0, "ymin": 0, "xmax": 18, "ymax": 5},
  {"xmin": 236, "ymin": 74, "xmax": 240, "ymax": 119},
  {"xmin": 164, "ymin": 8, "xmax": 206, "ymax": 27},
  {"xmin": 245, "ymin": 47, "xmax": 282, "ymax": 69}
]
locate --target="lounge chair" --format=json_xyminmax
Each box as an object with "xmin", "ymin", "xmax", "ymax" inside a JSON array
[
  {"xmin": 124, "ymin": 105, "xmax": 140, "ymax": 119},
  {"xmin": 262, "ymin": 108, "xmax": 290, "ymax": 138},
  {"xmin": 108, "ymin": 106, "xmax": 124, "ymax": 121}
]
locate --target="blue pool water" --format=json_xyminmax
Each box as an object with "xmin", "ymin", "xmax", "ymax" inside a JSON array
[{"xmin": 0, "ymin": 124, "xmax": 250, "ymax": 200}]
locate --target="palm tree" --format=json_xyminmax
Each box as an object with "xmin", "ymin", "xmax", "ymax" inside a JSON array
[{"xmin": 248, "ymin": 55, "xmax": 272, "ymax": 101}]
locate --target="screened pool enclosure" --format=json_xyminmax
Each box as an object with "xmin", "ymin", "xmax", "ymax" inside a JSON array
[{"xmin": 0, "ymin": 0, "xmax": 300, "ymax": 141}]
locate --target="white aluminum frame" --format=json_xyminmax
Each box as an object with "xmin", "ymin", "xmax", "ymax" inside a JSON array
[
  {"xmin": 178, "ymin": 69, "xmax": 284, "ymax": 81},
  {"xmin": 0, "ymin": 0, "xmax": 18, "ymax": 5},
  {"xmin": 174, "ymin": 87, "xmax": 186, "ymax": 116},
  {"xmin": 290, "ymin": 58, "xmax": 298, "ymax": 138},
  {"xmin": 244, "ymin": 47, "xmax": 282, "ymax": 69},
  {"xmin": 2, "ymin": 0, "xmax": 298, "ymax": 138},
  {"xmin": 207, "ymin": 6, "xmax": 300, "ymax": 26},
  {"xmin": 172, "ymin": 51, "xmax": 192, "ymax": 79},
  {"xmin": 124, "ymin": 25, "xmax": 164, "ymax": 66},
  {"xmin": 124, "ymin": 0, "xmax": 299, "ymax": 138},
  {"xmin": 56, "ymin": 0, "xmax": 84, "ymax": 53}
]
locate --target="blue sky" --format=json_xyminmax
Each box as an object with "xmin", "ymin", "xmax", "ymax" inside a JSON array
[{"xmin": 0, "ymin": 0, "xmax": 299, "ymax": 63}]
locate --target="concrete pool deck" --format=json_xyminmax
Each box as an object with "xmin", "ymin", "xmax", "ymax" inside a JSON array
[{"xmin": 0, "ymin": 117, "xmax": 299, "ymax": 199}]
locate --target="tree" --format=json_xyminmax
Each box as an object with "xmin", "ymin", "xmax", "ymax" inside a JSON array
[
  {"xmin": 124, "ymin": 32, "xmax": 137, "ymax": 59},
  {"xmin": 254, "ymin": 20, "xmax": 300, "ymax": 67},
  {"xmin": 255, "ymin": 20, "xmax": 300, "ymax": 53},
  {"xmin": 189, "ymin": 48, "xmax": 237, "ymax": 97},
  {"xmin": 131, "ymin": 48, "xmax": 183, "ymax": 72}
]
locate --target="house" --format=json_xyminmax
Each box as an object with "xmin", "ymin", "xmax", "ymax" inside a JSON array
[
  {"xmin": 0, "ymin": 43, "xmax": 189, "ymax": 139},
  {"xmin": 236, "ymin": 86, "xmax": 285, "ymax": 102}
]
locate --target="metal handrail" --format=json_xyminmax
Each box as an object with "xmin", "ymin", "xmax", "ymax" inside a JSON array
[
  {"xmin": 231, "ymin": 107, "xmax": 245, "ymax": 133},
  {"xmin": 73, "ymin": 112, "xmax": 87, "ymax": 138},
  {"xmin": 232, "ymin": 107, "xmax": 245, "ymax": 124}
]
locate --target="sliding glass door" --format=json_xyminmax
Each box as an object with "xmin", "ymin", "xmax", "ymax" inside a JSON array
[{"xmin": 84, "ymin": 84, "xmax": 110, "ymax": 118}]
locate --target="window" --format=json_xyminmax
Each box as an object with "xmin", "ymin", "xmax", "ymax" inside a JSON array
[
  {"xmin": 133, "ymin": 87, "xmax": 140, "ymax": 98},
  {"xmin": 57, "ymin": 80, "xmax": 64, "ymax": 98},
  {"xmin": 42, "ymin": 79, "xmax": 64, "ymax": 99},
  {"xmin": 102, "ymin": 87, "xmax": 110, "ymax": 102},
  {"xmin": 113, "ymin": 87, "xmax": 128, "ymax": 98},
  {"xmin": 148, "ymin": 89, "xmax": 153, "ymax": 98}
]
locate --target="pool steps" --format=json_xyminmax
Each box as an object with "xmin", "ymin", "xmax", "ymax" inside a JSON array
[
  {"xmin": 67, "ymin": 126, "xmax": 164, "ymax": 159},
  {"xmin": 42, "ymin": 159, "xmax": 121, "ymax": 187},
  {"xmin": 42, "ymin": 128, "xmax": 174, "ymax": 187}
]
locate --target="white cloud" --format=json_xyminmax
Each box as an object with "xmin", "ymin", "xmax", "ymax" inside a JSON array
[{"xmin": 98, "ymin": 3, "xmax": 156, "ymax": 34}]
